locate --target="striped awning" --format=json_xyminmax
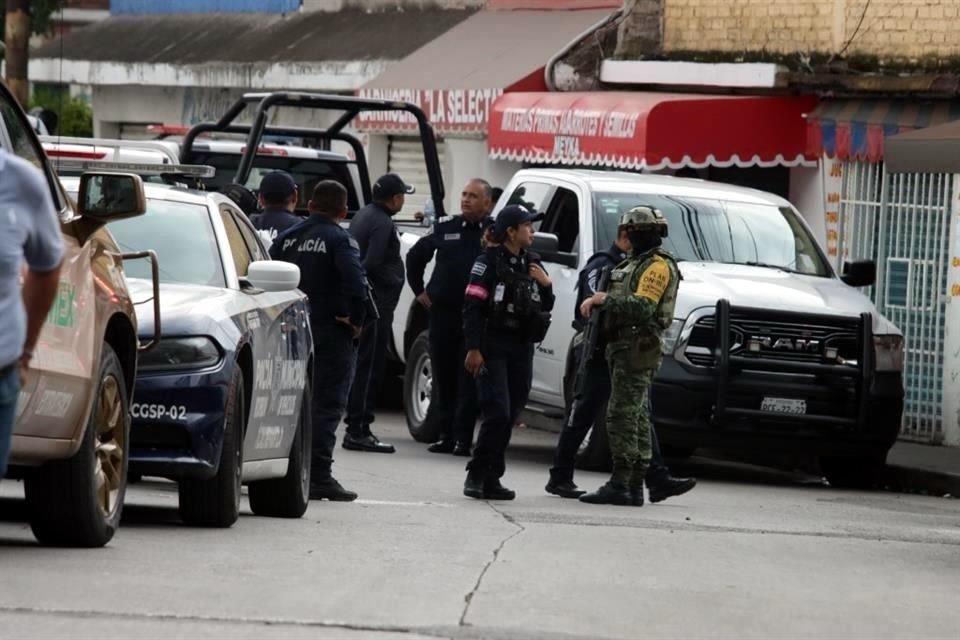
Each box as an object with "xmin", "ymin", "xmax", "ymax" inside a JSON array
[{"xmin": 807, "ymin": 100, "xmax": 960, "ymax": 162}]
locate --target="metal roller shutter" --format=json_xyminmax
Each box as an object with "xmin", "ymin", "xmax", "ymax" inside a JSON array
[{"xmin": 387, "ymin": 136, "xmax": 445, "ymax": 220}]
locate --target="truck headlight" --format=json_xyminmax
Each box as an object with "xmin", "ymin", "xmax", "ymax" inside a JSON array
[
  {"xmin": 661, "ymin": 319, "xmax": 685, "ymax": 356},
  {"xmin": 874, "ymin": 335, "xmax": 904, "ymax": 372},
  {"xmin": 139, "ymin": 337, "xmax": 221, "ymax": 371}
]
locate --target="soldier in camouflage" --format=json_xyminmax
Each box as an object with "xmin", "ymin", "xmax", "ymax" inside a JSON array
[{"xmin": 578, "ymin": 206, "xmax": 680, "ymax": 506}]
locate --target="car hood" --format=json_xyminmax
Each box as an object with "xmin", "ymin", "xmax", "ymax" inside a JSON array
[
  {"xmin": 126, "ymin": 278, "xmax": 238, "ymax": 335},
  {"xmin": 675, "ymin": 263, "xmax": 901, "ymax": 335}
]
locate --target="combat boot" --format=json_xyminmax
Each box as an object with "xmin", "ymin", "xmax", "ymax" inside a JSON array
[
  {"xmin": 464, "ymin": 469, "xmax": 486, "ymax": 499},
  {"xmin": 484, "ymin": 477, "xmax": 516, "ymax": 501},
  {"xmin": 579, "ymin": 481, "xmax": 631, "ymax": 506},
  {"xmin": 545, "ymin": 470, "xmax": 585, "ymax": 499},
  {"xmin": 648, "ymin": 475, "xmax": 697, "ymax": 503},
  {"xmin": 629, "ymin": 487, "xmax": 644, "ymax": 507}
]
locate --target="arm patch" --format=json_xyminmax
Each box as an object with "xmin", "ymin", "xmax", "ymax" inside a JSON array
[{"xmin": 635, "ymin": 258, "xmax": 671, "ymax": 303}]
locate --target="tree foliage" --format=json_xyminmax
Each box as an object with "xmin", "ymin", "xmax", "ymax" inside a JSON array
[{"xmin": 1, "ymin": 0, "xmax": 67, "ymax": 40}]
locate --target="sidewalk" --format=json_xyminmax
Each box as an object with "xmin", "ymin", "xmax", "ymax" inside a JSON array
[{"xmin": 885, "ymin": 441, "xmax": 960, "ymax": 496}]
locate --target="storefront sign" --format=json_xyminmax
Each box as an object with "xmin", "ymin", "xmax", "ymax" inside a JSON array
[
  {"xmin": 821, "ymin": 157, "xmax": 845, "ymax": 266},
  {"xmin": 356, "ymin": 88, "xmax": 502, "ymax": 134}
]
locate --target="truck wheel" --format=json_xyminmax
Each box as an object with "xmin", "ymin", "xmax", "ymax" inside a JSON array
[
  {"xmin": 26, "ymin": 344, "xmax": 130, "ymax": 547},
  {"xmin": 249, "ymin": 387, "xmax": 311, "ymax": 518},
  {"xmin": 178, "ymin": 367, "xmax": 244, "ymax": 527},
  {"xmin": 403, "ymin": 330, "xmax": 440, "ymax": 443},
  {"xmin": 820, "ymin": 453, "xmax": 887, "ymax": 489}
]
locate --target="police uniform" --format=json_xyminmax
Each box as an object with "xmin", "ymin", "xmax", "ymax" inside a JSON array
[
  {"xmin": 252, "ymin": 206, "xmax": 302, "ymax": 250},
  {"xmin": 270, "ymin": 215, "xmax": 367, "ymax": 497},
  {"xmin": 580, "ymin": 207, "xmax": 680, "ymax": 507},
  {"xmin": 548, "ymin": 243, "xmax": 695, "ymax": 503},
  {"xmin": 406, "ymin": 214, "xmax": 491, "ymax": 452},
  {"xmin": 462, "ymin": 214, "xmax": 554, "ymax": 499}
]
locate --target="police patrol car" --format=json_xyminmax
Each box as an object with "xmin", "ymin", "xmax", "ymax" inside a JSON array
[{"xmin": 60, "ymin": 163, "xmax": 315, "ymax": 528}]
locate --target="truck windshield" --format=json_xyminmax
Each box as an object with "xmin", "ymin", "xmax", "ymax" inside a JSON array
[
  {"xmin": 593, "ymin": 192, "xmax": 831, "ymax": 277},
  {"xmin": 189, "ymin": 152, "xmax": 360, "ymax": 211}
]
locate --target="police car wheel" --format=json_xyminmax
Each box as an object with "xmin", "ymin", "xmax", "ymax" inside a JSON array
[
  {"xmin": 26, "ymin": 344, "xmax": 130, "ymax": 547},
  {"xmin": 178, "ymin": 366, "xmax": 244, "ymax": 528},
  {"xmin": 249, "ymin": 387, "xmax": 312, "ymax": 518},
  {"xmin": 403, "ymin": 330, "xmax": 441, "ymax": 443}
]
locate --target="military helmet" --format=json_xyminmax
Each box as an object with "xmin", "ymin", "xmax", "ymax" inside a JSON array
[{"xmin": 618, "ymin": 205, "xmax": 668, "ymax": 238}]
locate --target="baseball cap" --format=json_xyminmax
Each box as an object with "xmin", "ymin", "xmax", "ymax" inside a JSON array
[
  {"xmin": 259, "ymin": 171, "xmax": 297, "ymax": 198},
  {"xmin": 373, "ymin": 173, "xmax": 415, "ymax": 199},
  {"xmin": 493, "ymin": 204, "xmax": 544, "ymax": 237}
]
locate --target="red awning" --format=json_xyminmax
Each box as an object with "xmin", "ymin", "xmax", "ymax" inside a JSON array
[{"xmin": 488, "ymin": 92, "xmax": 819, "ymax": 170}]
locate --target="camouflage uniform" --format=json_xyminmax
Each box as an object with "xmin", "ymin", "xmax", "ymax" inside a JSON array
[{"xmin": 602, "ymin": 237, "xmax": 679, "ymax": 489}]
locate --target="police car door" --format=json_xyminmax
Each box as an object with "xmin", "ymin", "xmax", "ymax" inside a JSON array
[
  {"xmin": 530, "ymin": 183, "xmax": 584, "ymax": 406},
  {"xmin": 220, "ymin": 207, "xmax": 306, "ymax": 467}
]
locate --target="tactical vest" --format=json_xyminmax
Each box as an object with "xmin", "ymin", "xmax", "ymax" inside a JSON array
[
  {"xmin": 603, "ymin": 249, "xmax": 679, "ymax": 360},
  {"xmin": 489, "ymin": 252, "xmax": 550, "ymax": 341}
]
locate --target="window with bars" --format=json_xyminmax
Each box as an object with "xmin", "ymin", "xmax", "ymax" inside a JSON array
[{"xmin": 838, "ymin": 162, "xmax": 952, "ymax": 443}]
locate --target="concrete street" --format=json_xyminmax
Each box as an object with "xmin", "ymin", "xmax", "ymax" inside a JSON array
[{"xmin": 2, "ymin": 413, "xmax": 959, "ymax": 639}]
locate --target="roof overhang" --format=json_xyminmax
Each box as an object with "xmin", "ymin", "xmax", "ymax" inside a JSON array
[{"xmin": 886, "ymin": 119, "xmax": 960, "ymax": 174}]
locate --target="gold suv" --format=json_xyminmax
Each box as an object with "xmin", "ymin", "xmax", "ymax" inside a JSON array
[{"xmin": 1, "ymin": 82, "xmax": 151, "ymax": 547}]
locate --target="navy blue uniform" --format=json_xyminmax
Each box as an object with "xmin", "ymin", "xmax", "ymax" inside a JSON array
[
  {"xmin": 406, "ymin": 215, "xmax": 491, "ymax": 445},
  {"xmin": 270, "ymin": 216, "xmax": 368, "ymax": 481},
  {"xmin": 251, "ymin": 207, "xmax": 302, "ymax": 247},
  {"xmin": 550, "ymin": 243, "xmax": 671, "ymax": 486},
  {"xmin": 463, "ymin": 246, "xmax": 555, "ymax": 479},
  {"xmin": 346, "ymin": 203, "xmax": 404, "ymax": 437}
]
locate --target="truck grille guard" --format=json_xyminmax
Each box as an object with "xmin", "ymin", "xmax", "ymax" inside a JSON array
[{"xmin": 709, "ymin": 299, "xmax": 874, "ymax": 430}]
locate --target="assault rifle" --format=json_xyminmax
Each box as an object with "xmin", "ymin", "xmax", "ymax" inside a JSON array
[{"xmin": 573, "ymin": 267, "xmax": 612, "ymax": 400}]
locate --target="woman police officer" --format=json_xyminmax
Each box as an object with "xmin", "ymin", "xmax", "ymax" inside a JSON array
[{"xmin": 461, "ymin": 205, "xmax": 555, "ymax": 500}]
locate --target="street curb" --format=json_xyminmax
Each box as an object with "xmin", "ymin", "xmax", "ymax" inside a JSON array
[{"xmin": 880, "ymin": 465, "xmax": 960, "ymax": 497}]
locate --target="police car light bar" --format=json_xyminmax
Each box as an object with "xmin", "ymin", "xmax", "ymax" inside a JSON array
[{"xmin": 50, "ymin": 158, "xmax": 216, "ymax": 178}]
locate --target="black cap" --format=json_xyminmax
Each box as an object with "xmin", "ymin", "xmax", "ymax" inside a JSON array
[
  {"xmin": 494, "ymin": 204, "xmax": 544, "ymax": 237},
  {"xmin": 220, "ymin": 183, "xmax": 259, "ymax": 215},
  {"xmin": 373, "ymin": 173, "xmax": 415, "ymax": 200},
  {"xmin": 259, "ymin": 171, "xmax": 297, "ymax": 199}
]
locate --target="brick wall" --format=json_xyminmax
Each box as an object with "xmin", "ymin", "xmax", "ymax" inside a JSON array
[{"xmin": 663, "ymin": 0, "xmax": 960, "ymax": 61}]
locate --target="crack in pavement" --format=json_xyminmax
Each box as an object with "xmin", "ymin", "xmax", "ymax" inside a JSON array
[{"xmin": 459, "ymin": 502, "xmax": 526, "ymax": 627}]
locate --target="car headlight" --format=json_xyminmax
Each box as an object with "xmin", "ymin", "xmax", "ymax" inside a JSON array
[
  {"xmin": 661, "ymin": 318, "xmax": 685, "ymax": 356},
  {"xmin": 138, "ymin": 337, "xmax": 222, "ymax": 371},
  {"xmin": 874, "ymin": 335, "xmax": 904, "ymax": 372}
]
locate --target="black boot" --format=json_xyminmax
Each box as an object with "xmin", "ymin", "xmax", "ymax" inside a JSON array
[
  {"xmin": 648, "ymin": 475, "xmax": 697, "ymax": 503},
  {"xmin": 463, "ymin": 469, "xmax": 486, "ymax": 500},
  {"xmin": 428, "ymin": 439, "xmax": 456, "ymax": 454},
  {"xmin": 484, "ymin": 477, "xmax": 516, "ymax": 501},
  {"xmin": 629, "ymin": 487, "xmax": 644, "ymax": 507},
  {"xmin": 309, "ymin": 477, "xmax": 358, "ymax": 502},
  {"xmin": 579, "ymin": 481, "xmax": 631, "ymax": 506},
  {"xmin": 545, "ymin": 470, "xmax": 585, "ymax": 499},
  {"xmin": 452, "ymin": 441, "xmax": 472, "ymax": 457}
]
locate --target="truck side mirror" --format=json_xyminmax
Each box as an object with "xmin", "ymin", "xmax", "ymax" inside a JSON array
[
  {"xmin": 532, "ymin": 232, "xmax": 578, "ymax": 269},
  {"xmin": 841, "ymin": 260, "xmax": 876, "ymax": 287}
]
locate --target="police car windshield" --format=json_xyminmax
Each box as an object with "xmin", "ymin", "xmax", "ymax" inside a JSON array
[
  {"xmin": 592, "ymin": 192, "xmax": 831, "ymax": 278},
  {"xmin": 107, "ymin": 199, "xmax": 226, "ymax": 288}
]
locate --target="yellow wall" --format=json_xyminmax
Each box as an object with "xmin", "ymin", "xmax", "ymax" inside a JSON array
[{"xmin": 663, "ymin": 0, "xmax": 960, "ymax": 61}]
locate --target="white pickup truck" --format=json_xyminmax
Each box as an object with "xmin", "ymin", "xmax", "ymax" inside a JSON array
[{"xmin": 392, "ymin": 169, "xmax": 906, "ymax": 487}]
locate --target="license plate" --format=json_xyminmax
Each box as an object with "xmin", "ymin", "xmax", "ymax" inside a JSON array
[{"xmin": 761, "ymin": 397, "xmax": 807, "ymax": 415}]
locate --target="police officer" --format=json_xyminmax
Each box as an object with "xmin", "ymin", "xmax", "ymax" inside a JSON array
[
  {"xmin": 546, "ymin": 222, "xmax": 696, "ymax": 504},
  {"xmin": 270, "ymin": 180, "xmax": 367, "ymax": 502},
  {"xmin": 577, "ymin": 206, "xmax": 680, "ymax": 506},
  {"xmin": 344, "ymin": 174, "xmax": 413, "ymax": 454},
  {"xmin": 251, "ymin": 171, "xmax": 301, "ymax": 249},
  {"xmin": 406, "ymin": 179, "xmax": 493, "ymax": 456},
  {"xmin": 462, "ymin": 205, "xmax": 554, "ymax": 500}
]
